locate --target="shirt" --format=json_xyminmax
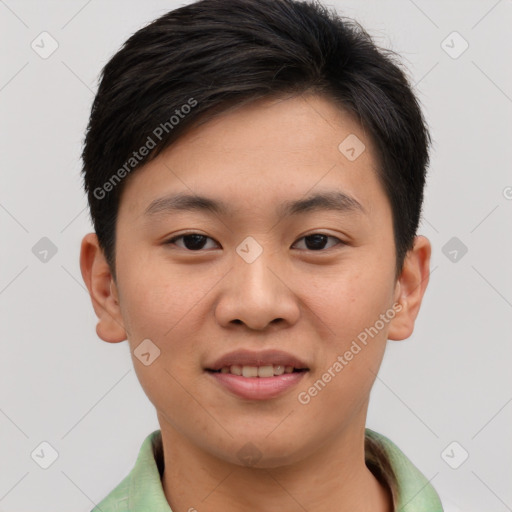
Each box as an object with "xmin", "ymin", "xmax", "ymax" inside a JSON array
[{"xmin": 91, "ymin": 428, "xmax": 444, "ymax": 511}]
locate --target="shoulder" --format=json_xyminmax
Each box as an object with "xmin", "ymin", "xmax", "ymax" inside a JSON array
[
  {"xmin": 91, "ymin": 430, "xmax": 163, "ymax": 512},
  {"xmin": 365, "ymin": 428, "xmax": 444, "ymax": 512},
  {"xmin": 91, "ymin": 472, "xmax": 131, "ymax": 512}
]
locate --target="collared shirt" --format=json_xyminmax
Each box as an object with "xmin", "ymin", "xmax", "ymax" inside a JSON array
[{"xmin": 91, "ymin": 429, "xmax": 443, "ymax": 511}]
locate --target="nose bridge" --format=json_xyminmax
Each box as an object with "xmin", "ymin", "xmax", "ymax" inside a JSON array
[{"xmin": 236, "ymin": 248, "xmax": 280, "ymax": 302}]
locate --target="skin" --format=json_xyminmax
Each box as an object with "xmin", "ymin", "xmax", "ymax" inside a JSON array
[{"xmin": 80, "ymin": 93, "xmax": 431, "ymax": 512}]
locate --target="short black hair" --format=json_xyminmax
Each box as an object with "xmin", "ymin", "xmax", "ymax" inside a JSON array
[{"xmin": 82, "ymin": 0, "xmax": 431, "ymax": 279}]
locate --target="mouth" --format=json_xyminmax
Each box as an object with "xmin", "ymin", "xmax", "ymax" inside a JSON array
[
  {"xmin": 205, "ymin": 349, "xmax": 310, "ymax": 376},
  {"xmin": 207, "ymin": 365, "xmax": 308, "ymax": 378},
  {"xmin": 205, "ymin": 349, "xmax": 309, "ymax": 400}
]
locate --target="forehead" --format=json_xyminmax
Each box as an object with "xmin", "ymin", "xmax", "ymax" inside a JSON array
[{"xmin": 118, "ymin": 93, "xmax": 387, "ymax": 221}]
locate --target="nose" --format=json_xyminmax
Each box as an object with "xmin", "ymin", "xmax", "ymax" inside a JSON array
[{"xmin": 214, "ymin": 249, "xmax": 300, "ymax": 332}]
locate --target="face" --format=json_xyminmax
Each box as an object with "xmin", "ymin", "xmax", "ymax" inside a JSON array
[{"xmin": 82, "ymin": 93, "xmax": 430, "ymax": 468}]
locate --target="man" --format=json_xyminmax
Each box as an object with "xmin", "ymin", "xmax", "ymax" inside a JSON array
[{"xmin": 80, "ymin": 0, "xmax": 441, "ymax": 510}]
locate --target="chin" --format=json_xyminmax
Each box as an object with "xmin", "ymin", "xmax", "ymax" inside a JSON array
[{"xmin": 210, "ymin": 435, "xmax": 308, "ymax": 469}]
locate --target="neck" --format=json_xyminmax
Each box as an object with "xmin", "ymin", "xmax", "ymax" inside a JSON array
[{"xmin": 158, "ymin": 420, "xmax": 393, "ymax": 512}]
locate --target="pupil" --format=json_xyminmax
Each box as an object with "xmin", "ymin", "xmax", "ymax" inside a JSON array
[
  {"xmin": 305, "ymin": 234, "xmax": 327, "ymax": 250},
  {"xmin": 184, "ymin": 234, "xmax": 207, "ymax": 250}
]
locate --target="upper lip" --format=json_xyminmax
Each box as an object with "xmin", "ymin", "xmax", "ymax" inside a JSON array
[{"xmin": 206, "ymin": 349, "xmax": 309, "ymax": 371}]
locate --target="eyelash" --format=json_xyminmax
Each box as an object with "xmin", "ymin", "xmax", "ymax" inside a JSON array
[{"xmin": 164, "ymin": 232, "xmax": 346, "ymax": 252}]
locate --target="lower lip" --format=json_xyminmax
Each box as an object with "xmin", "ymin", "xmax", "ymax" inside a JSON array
[{"xmin": 207, "ymin": 371, "xmax": 307, "ymax": 400}]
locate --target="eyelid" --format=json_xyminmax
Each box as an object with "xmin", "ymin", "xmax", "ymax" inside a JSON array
[
  {"xmin": 291, "ymin": 233, "xmax": 346, "ymax": 250},
  {"xmin": 165, "ymin": 232, "xmax": 221, "ymax": 249},
  {"xmin": 165, "ymin": 232, "xmax": 346, "ymax": 251}
]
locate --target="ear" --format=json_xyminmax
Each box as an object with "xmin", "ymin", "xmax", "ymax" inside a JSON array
[
  {"xmin": 388, "ymin": 235, "xmax": 432, "ymax": 341},
  {"xmin": 79, "ymin": 233, "xmax": 127, "ymax": 343}
]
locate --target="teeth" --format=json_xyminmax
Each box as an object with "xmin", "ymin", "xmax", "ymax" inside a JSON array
[
  {"xmin": 230, "ymin": 365, "xmax": 242, "ymax": 376},
  {"xmin": 242, "ymin": 366, "xmax": 258, "ymax": 378},
  {"xmin": 274, "ymin": 365, "xmax": 285, "ymax": 375},
  {"xmin": 258, "ymin": 365, "xmax": 274, "ymax": 378},
  {"xmin": 217, "ymin": 365, "xmax": 302, "ymax": 377}
]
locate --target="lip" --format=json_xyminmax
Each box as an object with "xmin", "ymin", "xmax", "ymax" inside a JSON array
[
  {"xmin": 205, "ymin": 349, "xmax": 309, "ymax": 371},
  {"xmin": 208, "ymin": 371, "xmax": 307, "ymax": 400},
  {"xmin": 205, "ymin": 349, "xmax": 309, "ymax": 401}
]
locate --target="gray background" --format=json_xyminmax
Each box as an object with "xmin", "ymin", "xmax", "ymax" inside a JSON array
[{"xmin": 1, "ymin": 0, "xmax": 511, "ymax": 510}]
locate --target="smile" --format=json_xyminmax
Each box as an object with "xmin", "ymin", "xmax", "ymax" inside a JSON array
[{"xmin": 210, "ymin": 365, "xmax": 307, "ymax": 378}]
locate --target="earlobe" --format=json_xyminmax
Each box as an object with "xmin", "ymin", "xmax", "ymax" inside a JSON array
[
  {"xmin": 388, "ymin": 235, "xmax": 432, "ymax": 341},
  {"xmin": 79, "ymin": 233, "xmax": 127, "ymax": 343}
]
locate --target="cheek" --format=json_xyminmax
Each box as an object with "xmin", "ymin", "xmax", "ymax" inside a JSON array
[
  {"xmin": 300, "ymin": 264, "xmax": 394, "ymax": 410},
  {"xmin": 117, "ymin": 252, "xmax": 197, "ymax": 338},
  {"xmin": 118, "ymin": 267, "xmax": 206, "ymax": 414},
  {"xmin": 117, "ymin": 260, "xmax": 220, "ymax": 379},
  {"xmin": 298, "ymin": 263, "xmax": 395, "ymax": 347}
]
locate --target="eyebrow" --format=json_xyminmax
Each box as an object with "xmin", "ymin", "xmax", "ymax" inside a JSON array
[{"xmin": 144, "ymin": 190, "xmax": 366, "ymax": 219}]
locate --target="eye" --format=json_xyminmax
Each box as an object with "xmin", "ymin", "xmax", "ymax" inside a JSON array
[
  {"xmin": 165, "ymin": 233, "xmax": 220, "ymax": 251},
  {"xmin": 292, "ymin": 233, "xmax": 344, "ymax": 251},
  {"xmin": 165, "ymin": 232, "xmax": 344, "ymax": 252}
]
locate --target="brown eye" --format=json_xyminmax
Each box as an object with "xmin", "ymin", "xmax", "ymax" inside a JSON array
[
  {"xmin": 292, "ymin": 234, "xmax": 344, "ymax": 251},
  {"xmin": 166, "ymin": 234, "xmax": 220, "ymax": 251}
]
